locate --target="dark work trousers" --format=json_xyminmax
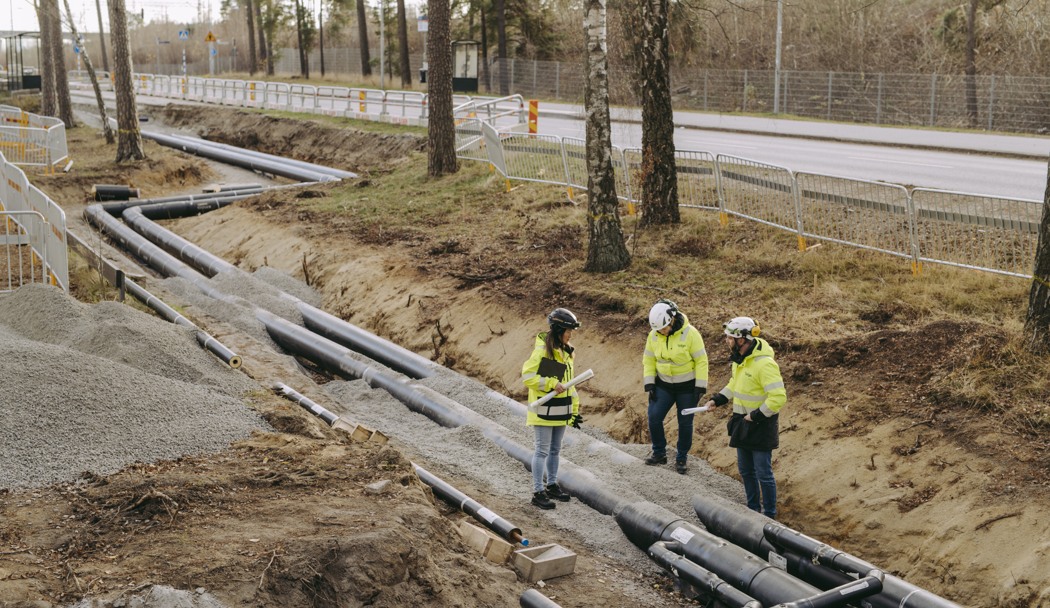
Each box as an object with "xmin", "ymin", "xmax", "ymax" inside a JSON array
[{"xmin": 647, "ymin": 385, "xmax": 700, "ymax": 463}]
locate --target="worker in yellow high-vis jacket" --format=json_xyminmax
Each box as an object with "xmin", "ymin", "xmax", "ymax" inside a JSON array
[
  {"xmin": 702, "ymin": 316, "xmax": 787, "ymax": 520},
  {"xmin": 642, "ymin": 299, "xmax": 709, "ymax": 475}
]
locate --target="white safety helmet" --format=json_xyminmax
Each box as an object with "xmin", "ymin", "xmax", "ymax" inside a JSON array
[
  {"xmin": 723, "ymin": 316, "xmax": 760, "ymax": 340},
  {"xmin": 648, "ymin": 300, "xmax": 678, "ymax": 331}
]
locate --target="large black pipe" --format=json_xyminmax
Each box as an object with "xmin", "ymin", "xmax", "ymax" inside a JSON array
[
  {"xmin": 691, "ymin": 494, "xmax": 964, "ymax": 608},
  {"xmin": 141, "ymin": 130, "xmax": 339, "ymax": 183},
  {"xmin": 615, "ymin": 501, "xmax": 820, "ymax": 606},
  {"xmin": 413, "ymin": 462, "xmax": 528, "ymax": 546},
  {"xmin": 648, "ymin": 541, "xmax": 762, "ymax": 608},
  {"xmin": 164, "ymin": 133, "xmax": 358, "ymax": 180},
  {"xmin": 519, "ymin": 589, "xmax": 562, "ymax": 608},
  {"xmin": 100, "ymin": 187, "xmax": 267, "ymax": 215}
]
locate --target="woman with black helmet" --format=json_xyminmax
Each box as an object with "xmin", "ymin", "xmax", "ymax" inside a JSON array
[{"xmin": 521, "ymin": 307, "xmax": 582, "ymax": 510}]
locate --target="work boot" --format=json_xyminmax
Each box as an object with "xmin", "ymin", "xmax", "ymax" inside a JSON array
[
  {"xmin": 545, "ymin": 483, "xmax": 571, "ymax": 502},
  {"xmin": 531, "ymin": 491, "xmax": 556, "ymax": 510},
  {"xmin": 644, "ymin": 454, "xmax": 667, "ymax": 466},
  {"xmin": 675, "ymin": 461, "xmax": 688, "ymax": 475}
]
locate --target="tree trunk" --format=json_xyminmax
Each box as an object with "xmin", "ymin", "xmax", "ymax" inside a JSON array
[
  {"xmin": 63, "ymin": 0, "xmax": 114, "ymax": 143},
  {"xmin": 357, "ymin": 0, "xmax": 372, "ymax": 76},
  {"xmin": 245, "ymin": 0, "xmax": 257, "ymax": 76},
  {"xmin": 37, "ymin": 1, "xmax": 58, "ymax": 118},
  {"xmin": 480, "ymin": 2, "xmax": 489, "ymax": 92},
  {"xmin": 47, "ymin": 0, "xmax": 76, "ymax": 128},
  {"xmin": 496, "ymin": 0, "xmax": 508, "ymax": 95},
  {"xmin": 255, "ymin": 0, "xmax": 267, "ymax": 73},
  {"xmin": 108, "ymin": 0, "xmax": 145, "ymax": 161},
  {"xmin": 427, "ymin": 0, "xmax": 458, "ymax": 177},
  {"xmin": 93, "ymin": 0, "xmax": 109, "ymax": 72},
  {"xmin": 319, "ymin": 5, "xmax": 325, "ymax": 77},
  {"xmin": 964, "ymin": 0, "xmax": 978, "ymax": 128},
  {"xmin": 583, "ymin": 0, "xmax": 630, "ymax": 273},
  {"xmin": 397, "ymin": 0, "xmax": 411, "ymax": 86},
  {"xmin": 295, "ymin": 0, "xmax": 309, "ymax": 78},
  {"xmin": 639, "ymin": 0, "xmax": 678, "ymax": 227},
  {"xmin": 1024, "ymin": 158, "xmax": 1050, "ymax": 354}
]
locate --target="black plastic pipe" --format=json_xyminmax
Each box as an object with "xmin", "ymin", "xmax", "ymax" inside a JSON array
[
  {"xmin": 272, "ymin": 382, "xmax": 377, "ymax": 441},
  {"xmin": 776, "ymin": 573, "xmax": 885, "ymax": 608},
  {"xmin": 164, "ymin": 133, "xmax": 358, "ymax": 180},
  {"xmin": 691, "ymin": 494, "xmax": 964, "ymax": 608},
  {"xmin": 92, "ymin": 184, "xmax": 140, "ymax": 201},
  {"xmin": 616, "ymin": 501, "xmax": 821, "ymax": 606},
  {"xmin": 100, "ymin": 187, "xmax": 267, "ymax": 215},
  {"xmin": 519, "ymin": 589, "xmax": 562, "ymax": 608},
  {"xmin": 141, "ymin": 130, "xmax": 339, "ymax": 183},
  {"xmin": 413, "ymin": 462, "xmax": 528, "ymax": 546},
  {"xmin": 648, "ymin": 541, "xmax": 763, "ymax": 608}
]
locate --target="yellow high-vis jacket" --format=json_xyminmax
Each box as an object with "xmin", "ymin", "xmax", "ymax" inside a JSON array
[{"xmin": 642, "ymin": 313, "xmax": 709, "ymax": 392}]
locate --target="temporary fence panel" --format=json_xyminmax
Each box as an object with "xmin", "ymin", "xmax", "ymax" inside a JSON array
[
  {"xmin": 454, "ymin": 118, "xmax": 488, "ymax": 163},
  {"xmin": 244, "ymin": 81, "xmax": 266, "ymax": 108},
  {"xmin": 911, "ymin": 188, "xmax": 1042, "ymax": 277},
  {"xmin": 562, "ymin": 137, "xmax": 587, "ymax": 202},
  {"xmin": 265, "ymin": 82, "xmax": 290, "ymax": 110},
  {"xmin": 289, "ymin": 84, "xmax": 318, "ymax": 112},
  {"xmin": 716, "ymin": 155, "xmax": 797, "ymax": 233},
  {"xmin": 0, "ymin": 210, "xmax": 48, "ymax": 293},
  {"xmin": 316, "ymin": 86, "xmax": 351, "ymax": 116},
  {"xmin": 384, "ymin": 91, "xmax": 427, "ymax": 123},
  {"xmin": 0, "ymin": 153, "xmax": 68, "ymax": 291},
  {"xmin": 622, "ymin": 148, "xmax": 720, "ymax": 212},
  {"xmin": 500, "ymin": 133, "xmax": 567, "ymax": 188},
  {"xmin": 795, "ymin": 173, "xmax": 913, "ymax": 259},
  {"xmin": 347, "ymin": 89, "xmax": 387, "ymax": 121},
  {"xmin": 481, "ymin": 123, "xmax": 507, "ymax": 178}
]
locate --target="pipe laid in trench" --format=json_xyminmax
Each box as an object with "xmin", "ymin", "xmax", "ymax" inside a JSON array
[
  {"xmin": 519, "ymin": 589, "xmax": 562, "ymax": 608},
  {"xmin": 163, "ymin": 133, "xmax": 358, "ymax": 180},
  {"xmin": 120, "ymin": 201, "xmax": 440, "ymax": 380},
  {"xmin": 272, "ymin": 381, "xmax": 376, "ymax": 441},
  {"xmin": 141, "ymin": 130, "xmax": 339, "ymax": 183},
  {"xmin": 101, "ymin": 188, "xmax": 266, "ymax": 216},
  {"xmin": 691, "ymin": 494, "xmax": 964, "ymax": 608},
  {"xmin": 92, "ymin": 192, "xmax": 948, "ymax": 607},
  {"xmin": 647, "ymin": 541, "xmax": 762, "ymax": 608},
  {"xmin": 413, "ymin": 462, "xmax": 528, "ymax": 546}
]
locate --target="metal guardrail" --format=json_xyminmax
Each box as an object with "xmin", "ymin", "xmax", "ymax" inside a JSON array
[
  {"xmin": 461, "ymin": 123, "xmax": 1042, "ymax": 280},
  {"xmin": 0, "ymin": 151, "xmax": 69, "ymax": 292}
]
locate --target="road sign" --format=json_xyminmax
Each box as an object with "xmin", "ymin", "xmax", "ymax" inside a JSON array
[
  {"xmin": 209, "ymin": 47, "xmax": 217, "ymax": 56},
  {"xmin": 178, "ymin": 30, "xmax": 189, "ymax": 40},
  {"xmin": 73, "ymin": 45, "xmax": 80, "ymax": 54},
  {"xmin": 205, "ymin": 31, "xmax": 216, "ymax": 43},
  {"xmin": 417, "ymin": 15, "xmax": 428, "ymax": 32}
]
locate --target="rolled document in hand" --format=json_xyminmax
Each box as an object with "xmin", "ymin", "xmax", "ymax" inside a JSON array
[
  {"xmin": 527, "ymin": 368, "xmax": 595, "ymax": 412},
  {"xmin": 680, "ymin": 405, "xmax": 712, "ymax": 415}
]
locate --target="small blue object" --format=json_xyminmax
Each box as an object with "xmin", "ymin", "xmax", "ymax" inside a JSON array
[
  {"xmin": 210, "ymin": 47, "xmax": 217, "ymax": 56},
  {"xmin": 73, "ymin": 45, "xmax": 80, "ymax": 54},
  {"xmin": 521, "ymin": 538, "xmax": 529, "ymax": 546},
  {"xmin": 178, "ymin": 30, "xmax": 189, "ymax": 40}
]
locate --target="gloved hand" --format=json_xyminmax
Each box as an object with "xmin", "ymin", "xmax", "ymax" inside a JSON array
[
  {"xmin": 644, "ymin": 383, "xmax": 655, "ymax": 394},
  {"xmin": 693, "ymin": 386, "xmax": 706, "ymax": 401},
  {"xmin": 570, "ymin": 415, "xmax": 583, "ymax": 429}
]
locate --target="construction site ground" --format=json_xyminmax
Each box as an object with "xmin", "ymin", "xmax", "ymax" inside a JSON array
[{"xmin": 2, "ymin": 104, "xmax": 1049, "ymax": 608}]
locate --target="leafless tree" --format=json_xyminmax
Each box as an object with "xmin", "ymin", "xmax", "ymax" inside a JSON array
[
  {"xmin": 45, "ymin": 0, "xmax": 76, "ymax": 127},
  {"xmin": 62, "ymin": 0, "xmax": 114, "ymax": 143},
  {"xmin": 638, "ymin": 0, "xmax": 678, "ymax": 226},
  {"xmin": 397, "ymin": 0, "xmax": 412, "ymax": 86},
  {"xmin": 93, "ymin": 0, "xmax": 109, "ymax": 71},
  {"xmin": 36, "ymin": 0, "xmax": 58, "ymax": 117},
  {"xmin": 245, "ymin": 0, "xmax": 258, "ymax": 75},
  {"xmin": 357, "ymin": 0, "xmax": 372, "ymax": 76},
  {"xmin": 108, "ymin": 0, "xmax": 145, "ymax": 161},
  {"xmin": 427, "ymin": 0, "xmax": 457, "ymax": 176},
  {"xmin": 1025, "ymin": 159, "xmax": 1050, "ymax": 354},
  {"xmin": 583, "ymin": 0, "xmax": 630, "ymax": 273}
]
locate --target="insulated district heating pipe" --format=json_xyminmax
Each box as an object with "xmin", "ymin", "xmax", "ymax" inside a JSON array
[
  {"xmin": 519, "ymin": 589, "xmax": 562, "ymax": 608},
  {"xmin": 99, "ymin": 187, "xmax": 267, "ymax": 216},
  {"xmin": 163, "ymin": 133, "xmax": 358, "ymax": 180},
  {"xmin": 94, "ymin": 199, "xmax": 849, "ymax": 607},
  {"xmin": 412, "ymin": 462, "xmax": 528, "ymax": 546},
  {"xmin": 691, "ymin": 494, "xmax": 963, "ymax": 608},
  {"xmin": 120, "ymin": 201, "xmax": 439, "ymax": 380},
  {"xmin": 140, "ymin": 130, "xmax": 339, "ymax": 183}
]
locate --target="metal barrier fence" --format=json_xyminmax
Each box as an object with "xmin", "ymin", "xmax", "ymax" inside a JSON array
[
  {"xmin": 460, "ymin": 123, "xmax": 1042, "ymax": 280},
  {"xmin": 0, "ymin": 105, "xmax": 69, "ymax": 171},
  {"xmin": 0, "ymin": 151, "xmax": 69, "ymax": 292}
]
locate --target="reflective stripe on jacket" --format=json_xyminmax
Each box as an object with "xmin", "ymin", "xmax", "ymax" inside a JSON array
[
  {"xmin": 716, "ymin": 338, "xmax": 786, "ymax": 418},
  {"xmin": 642, "ymin": 313, "xmax": 709, "ymax": 390},
  {"xmin": 522, "ymin": 332, "xmax": 578, "ymax": 426}
]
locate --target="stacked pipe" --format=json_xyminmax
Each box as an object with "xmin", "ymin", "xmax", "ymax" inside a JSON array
[{"xmin": 413, "ymin": 463, "xmax": 529, "ymax": 546}]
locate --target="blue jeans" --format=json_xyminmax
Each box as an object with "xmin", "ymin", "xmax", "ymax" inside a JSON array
[
  {"xmin": 737, "ymin": 448, "xmax": 776, "ymax": 519},
  {"xmin": 532, "ymin": 425, "xmax": 566, "ymax": 493},
  {"xmin": 647, "ymin": 386, "xmax": 699, "ymax": 463}
]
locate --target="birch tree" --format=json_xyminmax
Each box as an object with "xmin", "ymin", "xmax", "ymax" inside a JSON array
[
  {"xmin": 1025, "ymin": 160, "xmax": 1050, "ymax": 354},
  {"xmin": 63, "ymin": 0, "xmax": 114, "ymax": 143},
  {"xmin": 108, "ymin": 0, "xmax": 145, "ymax": 161},
  {"xmin": 583, "ymin": 0, "xmax": 630, "ymax": 273},
  {"xmin": 45, "ymin": 0, "xmax": 76, "ymax": 127},
  {"xmin": 427, "ymin": 0, "xmax": 457, "ymax": 176},
  {"xmin": 638, "ymin": 0, "xmax": 678, "ymax": 226}
]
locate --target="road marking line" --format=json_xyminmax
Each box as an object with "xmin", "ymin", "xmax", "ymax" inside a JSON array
[{"xmin": 848, "ymin": 155, "xmax": 953, "ymax": 169}]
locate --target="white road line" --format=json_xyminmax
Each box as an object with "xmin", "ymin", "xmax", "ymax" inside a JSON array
[{"xmin": 848, "ymin": 155, "xmax": 953, "ymax": 169}]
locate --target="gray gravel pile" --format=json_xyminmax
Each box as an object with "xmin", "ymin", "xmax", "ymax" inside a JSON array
[{"xmin": 0, "ymin": 285, "xmax": 269, "ymax": 490}]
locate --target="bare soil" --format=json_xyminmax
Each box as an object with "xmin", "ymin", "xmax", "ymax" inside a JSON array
[{"xmin": 3, "ymin": 108, "xmax": 1049, "ymax": 608}]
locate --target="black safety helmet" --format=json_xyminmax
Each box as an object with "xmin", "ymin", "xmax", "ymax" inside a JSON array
[{"xmin": 547, "ymin": 308, "xmax": 581, "ymax": 332}]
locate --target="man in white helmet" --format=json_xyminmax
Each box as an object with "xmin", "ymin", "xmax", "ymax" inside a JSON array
[
  {"xmin": 701, "ymin": 316, "xmax": 786, "ymax": 519},
  {"xmin": 642, "ymin": 299, "xmax": 709, "ymax": 474}
]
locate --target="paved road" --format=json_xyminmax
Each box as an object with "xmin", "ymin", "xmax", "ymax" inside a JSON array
[{"xmin": 538, "ymin": 102, "xmax": 1050, "ymax": 200}]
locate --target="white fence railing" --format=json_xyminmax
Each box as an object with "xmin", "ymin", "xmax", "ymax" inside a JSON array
[
  {"xmin": 0, "ymin": 151, "xmax": 69, "ymax": 292},
  {"xmin": 0, "ymin": 105, "xmax": 69, "ymax": 172}
]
